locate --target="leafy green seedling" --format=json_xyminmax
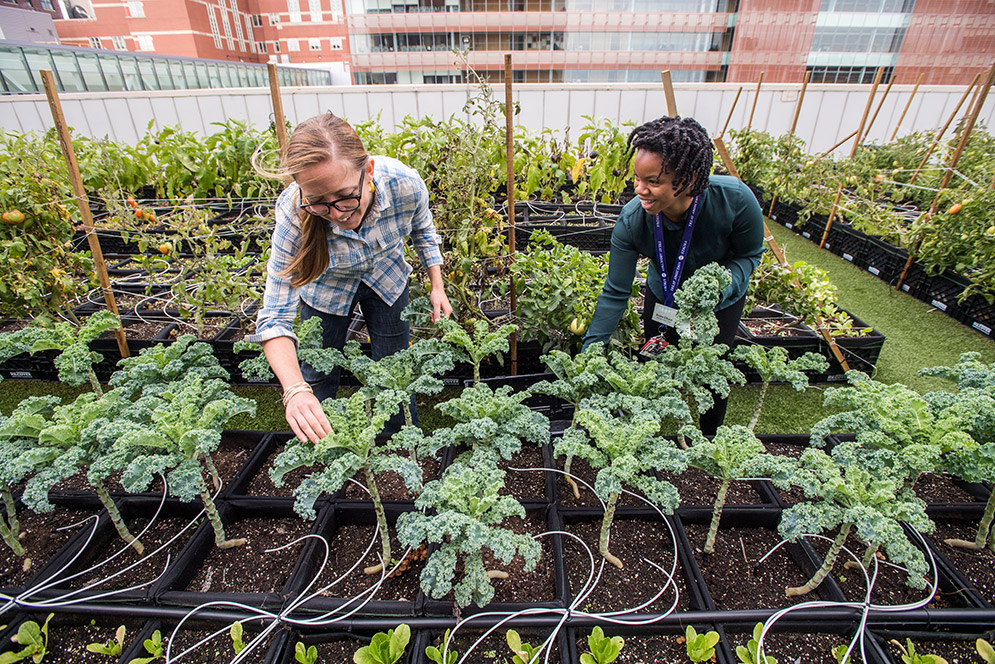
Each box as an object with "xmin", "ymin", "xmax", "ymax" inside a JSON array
[
  {"xmin": 127, "ymin": 628, "xmax": 164, "ymax": 664},
  {"xmin": 832, "ymin": 643, "xmax": 853, "ymax": 663},
  {"xmin": 229, "ymin": 622, "xmax": 245, "ymax": 654},
  {"xmin": 683, "ymin": 625, "xmax": 720, "ymax": 663},
  {"xmin": 977, "ymin": 638, "xmax": 995, "ymax": 664},
  {"xmin": 0, "ymin": 613, "xmax": 52, "ymax": 664},
  {"xmin": 438, "ymin": 318, "xmax": 517, "ymax": 386},
  {"xmin": 425, "ymin": 629, "xmax": 458, "ymax": 664},
  {"xmin": 295, "ymin": 642, "xmax": 317, "ymax": 664},
  {"xmin": 86, "ymin": 625, "xmax": 127, "ymax": 658},
  {"xmin": 579, "ymin": 626, "xmax": 624, "ymax": 664},
  {"xmin": 506, "ymin": 630, "xmax": 543, "ymax": 664},
  {"xmin": 735, "ymin": 623, "xmax": 777, "ymax": 664},
  {"xmin": 890, "ymin": 638, "xmax": 949, "ymax": 664},
  {"xmin": 354, "ymin": 624, "xmax": 411, "ymax": 664}
]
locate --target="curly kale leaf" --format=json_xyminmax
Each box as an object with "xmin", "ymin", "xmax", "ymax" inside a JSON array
[
  {"xmin": 109, "ymin": 335, "xmax": 228, "ymax": 396},
  {"xmin": 532, "ymin": 343, "xmax": 611, "ymax": 407},
  {"xmin": 438, "ymin": 318, "xmax": 518, "ymax": 381},
  {"xmin": 683, "ymin": 424, "xmax": 794, "ymax": 482},
  {"xmin": 438, "ymin": 383, "xmax": 549, "ymax": 462},
  {"xmin": 919, "ymin": 351, "xmax": 995, "ymax": 390},
  {"xmin": 235, "ymin": 317, "xmax": 324, "ymax": 381},
  {"xmin": 672, "ymin": 263, "xmax": 732, "ymax": 347},
  {"xmin": 729, "ymin": 346, "xmax": 828, "ymax": 388}
]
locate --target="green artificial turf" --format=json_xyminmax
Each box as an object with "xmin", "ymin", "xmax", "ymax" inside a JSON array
[{"xmin": 3, "ymin": 223, "xmax": 993, "ymax": 436}]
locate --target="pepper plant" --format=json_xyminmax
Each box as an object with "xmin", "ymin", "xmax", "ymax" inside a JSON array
[
  {"xmin": 555, "ymin": 401, "xmax": 686, "ymax": 567},
  {"xmin": 396, "ymin": 462, "xmax": 540, "ymax": 609},
  {"xmin": 271, "ymin": 391, "xmax": 418, "ymax": 574},
  {"xmin": 729, "ymin": 345, "xmax": 828, "ymax": 431}
]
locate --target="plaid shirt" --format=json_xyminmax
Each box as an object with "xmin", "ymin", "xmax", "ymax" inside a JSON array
[{"xmin": 248, "ymin": 155, "xmax": 443, "ymax": 346}]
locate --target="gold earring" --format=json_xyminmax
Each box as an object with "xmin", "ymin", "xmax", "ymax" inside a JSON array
[{"xmin": 369, "ymin": 181, "xmax": 375, "ymax": 193}]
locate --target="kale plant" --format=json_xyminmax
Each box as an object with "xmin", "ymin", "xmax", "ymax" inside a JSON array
[
  {"xmin": 234, "ymin": 317, "xmax": 323, "ymax": 382},
  {"xmin": 396, "ymin": 463, "xmax": 540, "ymax": 609},
  {"xmin": 555, "ymin": 402, "xmax": 686, "ymax": 567},
  {"xmin": 729, "ymin": 345, "xmax": 828, "ymax": 431},
  {"xmin": 438, "ymin": 318, "xmax": 517, "ymax": 386},
  {"xmin": 109, "ymin": 334, "xmax": 228, "ymax": 397},
  {"xmin": 271, "ymin": 391, "xmax": 419, "ymax": 574},
  {"xmin": 682, "ymin": 424, "xmax": 795, "ymax": 554},
  {"xmin": 776, "ymin": 445, "xmax": 933, "ymax": 596}
]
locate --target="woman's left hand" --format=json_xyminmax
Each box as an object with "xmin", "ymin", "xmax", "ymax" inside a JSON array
[{"xmin": 429, "ymin": 287, "xmax": 453, "ymax": 322}]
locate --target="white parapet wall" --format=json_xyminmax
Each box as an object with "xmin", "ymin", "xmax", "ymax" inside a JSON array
[{"xmin": 1, "ymin": 82, "xmax": 992, "ymax": 156}]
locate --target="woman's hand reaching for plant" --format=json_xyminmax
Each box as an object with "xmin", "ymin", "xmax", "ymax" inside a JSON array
[{"xmin": 285, "ymin": 389, "xmax": 331, "ymax": 444}]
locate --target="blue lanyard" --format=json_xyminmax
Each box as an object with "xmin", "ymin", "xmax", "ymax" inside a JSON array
[{"xmin": 653, "ymin": 195, "xmax": 701, "ymax": 308}]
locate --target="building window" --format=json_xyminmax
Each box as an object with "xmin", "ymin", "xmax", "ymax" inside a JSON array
[
  {"xmin": 207, "ymin": 8, "xmax": 223, "ymax": 49},
  {"xmin": 807, "ymin": 65, "xmax": 894, "ymax": 84},
  {"xmin": 810, "ymin": 27, "xmax": 906, "ymax": 54},
  {"xmin": 88, "ymin": 36, "xmax": 102, "ymax": 48},
  {"xmin": 112, "ymin": 36, "xmax": 128, "ymax": 50},
  {"xmin": 40, "ymin": 0, "xmax": 53, "ymax": 9},
  {"xmin": 126, "ymin": 0, "xmax": 144, "ymax": 17},
  {"xmin": 820, "ymin": 0, "xmax": 914, "ymax": 12},
  {"xmin": 251, "ymin": 14, "xmax": 262, "ymax": 26},
  {"xmin": 273, "ymin": 40, "xmax": 281, "ymax": 52},
  {"xmin": 329, "ymin": 37, "xmax": 342, "ymax": 50},
  {"xmin": 288, "ymin": 0, "xmax": 301, "ymax": 22},
  {"xmin": 256, "ymin": 41, "xmax": 267, "ymax": 53},
  {"xmin": 308, "ymin": 0, "xmax": 321, "ymax": 21},
  {"xmin": 309, "ymin": 37, "xmax": 321, "ymax": 50},
  {"xmin": 269, "ymin": 13, "xmax": 280, "ymax": 24},
  {"xmin": 287, "ymin": 38, "xmax": 299, "ymax": 51},
  {"xmin": 136, "ymin": 34, "xmax": 154, "ymax": 50}
]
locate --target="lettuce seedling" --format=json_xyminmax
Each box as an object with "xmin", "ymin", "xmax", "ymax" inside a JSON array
[
  {"xmin": 682, "ymin": 424, "xmax": 795, "ymax": 554},
  {"xmin": 396, "ymin": 463, "xmax": 540, "ymax": 608},
  {"xmin": 111, "ymin": 373, "xmax": 256, "ymax": 548},
  {"xmin": 433, "ymin": 382, "xmax": 549, "ymax": 465},
  {"xmin": 86, "ymin": 624, "xmax": 127, "ymax": 658},
  {"xmin": 505, "ymin": 630, "xmax": 543, "ymax": 664},
  {"xmin": 272, "ymin": 391, "xmax": 417, "ymax": 573},
  {"xmin": 683, "ymin": 625, "xmax": 720, "ymax": 663},
  {"xmin": 890, "ymin": 639, "xmax": 949, "ymax": 664},
  {"xmin": 438, "ymin": 318, "xmax": 517, "ymax": 386},
  {"xmin": 777, "ymin": 445, "xmax": 933, "ymax": 596},
  {"xmin": 0, "ymin": 613, "xmax": 52, "ymax": 664},
  {"xmin": 580, "ymin": 626, "xmax": 624, "ymax": 664},
  {"xmin": 425, "ymin": 629, "xmax": 458, "ymax": 664},
  {"xmin": 729, "ymin": 345, "xmax": 828, "ymax": 431},
  {"xmin": 556, "ymin": 402, "xmax": 685, "ymax": 567},
  {"xmin": 353, "ymin": 624, "xmax": 410, "ymax": 664},
  {"xmin": 735, "ymin": 623, "xmax": 777, "ymax": 664}
]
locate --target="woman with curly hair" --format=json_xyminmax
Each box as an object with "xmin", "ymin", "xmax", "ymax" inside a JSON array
[{"xmin": 583, "ymin": 115, "xmax": 764, "ymax": 434}]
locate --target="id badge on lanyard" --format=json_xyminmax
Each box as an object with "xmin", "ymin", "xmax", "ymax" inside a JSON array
[{"xmin": 645, "ymin": 196, "xmax": 700, "ymax": 350}]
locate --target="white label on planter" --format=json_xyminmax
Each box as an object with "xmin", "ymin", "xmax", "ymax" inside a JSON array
[
  {"xmin": 931, "ymin": 299, "xmax": 948, "ymax": 311},
  {"xmin": 901, "ymin": 284, "xmax": 911, "ymax": 292},
  {"xmin": 443, "ymin": 378, "xmax": 461, "ymax": 386},
  {"xmin": 785, "ymin": 222, "xmax": 793, "ymax": 229},
  {"xmin": 247, "ymin": 376, "xmax": 269, "ymax": 383},
  {"xmin": 843, "ymin": 253, "xmax": 853, "ymax": 262},
  {"xmin": 827, "ymin": 374, "xmax": 847, "ymax": 382},
  {"xmin": 9, "ymin": 371, "xmax": 32, "ymax": 379},
  {"xmin": 825, "ymin": 243, "xmax": 832, "ymax": 250},
  {"xmin": 868, "ymin": 266, "xmax": 880, "ymax": 275},
  {"xmin": 973, "ymin": 321, "xmax": 992, "ymax": 335},
  {"xmin": 802, "ymin": 232, "xmax": 811, "ymax": 239}
]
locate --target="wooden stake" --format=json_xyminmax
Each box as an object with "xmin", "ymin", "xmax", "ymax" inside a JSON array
[
  {"xmin": 898, "ymin": 63, "xmax": 995, "ymax": 289},
  {"xmin": 719, "ymin": 86, "xmax": 743, "ymax": 139},
  {"xmin": 789, "ymin": 70, "xmax": 812, "ymax": 136},
  {"xmin": 661, "ymin": 70, "xmax": 678, "ymax": 117},
  {"xmin": 860, "ymin": 71, "xmax": 896, "ymax": 144},
  {"xmin": 40, "ymin": 70, "xmax": 129, "ymax": 359},
  {"xmin": 746, "ymin": 72, "xmax": 764, "ymax": 131},
  {"xmin": 267, "ymin": 63, "xmax": 289, "ymax": 162},
  {"xmin": 713, "ymin": 135, "xmax": 849, "ymax": 371},
  {"xmin": 819, "ymin": 66, "xmax": 885, "ymax": 249},
  {"xmin": 890, "ymin": 73, "xmax": 924, "ymax": 142},
  {"xmin": 505, "ymin": 54, "xmax": 517, "ymax": 376},
  {"xmin": 910, "ymin": 72, "xmax": 981, "ymax": 184},
  {"xmin": 819, "ymin": 129, "xmax": 859, "ymax": 157}
]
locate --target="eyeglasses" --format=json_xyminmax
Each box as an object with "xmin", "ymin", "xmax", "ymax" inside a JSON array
[{"xmin": 299, "ymin": 169, "xmax": 365, "ymax": 216}]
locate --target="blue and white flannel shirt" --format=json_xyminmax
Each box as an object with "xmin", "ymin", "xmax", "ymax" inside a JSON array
[{"xmin": 248, "ymin": 155, "xmax": 444, "ymax": 346}]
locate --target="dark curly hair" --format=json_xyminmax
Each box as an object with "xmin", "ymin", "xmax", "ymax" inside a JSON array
[{"xmin": 627, "ymin": 115, "xmax": 713, "ymax": 198}]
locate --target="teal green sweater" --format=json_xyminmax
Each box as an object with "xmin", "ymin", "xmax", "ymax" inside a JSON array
[{"xmin": 583, "ymin": 174, "xmax": 765, "ymax": 347}]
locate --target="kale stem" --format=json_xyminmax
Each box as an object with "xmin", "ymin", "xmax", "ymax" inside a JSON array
[
  {"xmin": 363, "ymin": 466, "xmax": 392, "ymax": 574},
  {"xmin": 201, "ymin": 453, "xmax": 222, "ymax": 491},
  {"xmin": 786, "ymin": 522, "xmax": 852, "ymax": 597},
  {"xmin": 748, "ymin": 381, "xmax": 769, "ymax": 432},
  {"xmin": 94, "ymin": 479, "xmax": 143, "ymax": 554},
  {"xmin": 704, "ymin": 479, "xmax": 730, "ymax": 554},
  {"xmin": 945, "ymin": 491, "xmax": 995, "ymax": 551},
  {"xmin": 199, "ymin": 484, "xmax": 244, "ymax": 549},
  {"xmin": 599, "ymin": 492, "xmax": 623, "ymax": 568},
  {"xmin": 0, "ymin": 490, "xmax": 24, "ymax": 556},
  {"xmin": 87, "ymin": 370, "xmax": 103, "ymax": 397}
]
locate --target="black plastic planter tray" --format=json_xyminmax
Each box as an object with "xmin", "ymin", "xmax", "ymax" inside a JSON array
[
  {"xmin": 721, "ymin": 619, "xmax": 891, "ymax": 664},
  {"xmin": 870, "ymin": 626, "xmax": 995, "ymax": 664},
  {"xmin": 0, "ymin": 612, "xmax": 153, "ymax": 664},
  {"xmin": 956, "ymin": 288, "xmax": 995, "ymax": 339},
  {"xmin": 823, "ymin": 223, "xmax": 871, "ymax": 269},
  {"xmin": 119, "ymin": 617, "xmax": 290, "ymax": 664},
  {"xmin": 567, "ymin": 623, "xmax": 733, "ymax": 664},
  {"xmin": 278, "ymin": 625, "xmax": 418, "ymax": 664},
  {"xmin": 864, "ymin": 236, "xmax": 913, "ymax": 286},
  {"xmin": 818, "ymin": 310, "xmax": 885, "ymax": 379},
  {"xmin": 515, "ymin": 224, "xmax": 614, "ymax": 253},
  {"xmin": 415, "ymin": 622, "xmax": 573, "ymax": 664},
  {"xmin": 922, "ymin": 504, "xmax": 995, "ymax": 609}
]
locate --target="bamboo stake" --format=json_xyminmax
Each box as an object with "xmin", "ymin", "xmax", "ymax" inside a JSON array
[
  {"xmin": 661, "ymin": 70, "xmax": 678, "ymax": 117},
  {"xmin": 766, "ymin": 71, "xmax": 811, "ymax": 220},
  {"xmin": 890, "ymin": 73, "xmax": 924, "ymax": 142},
  {"xmin": 819, "ymin": 66, "xmax": 885, "ymax": 249},
  {"xmin": 267, "ymin": 63, "xmax": 289, "ymax": 161},
  {"xmin": 40, "ymin": 70, "xmax": 129, "ymax": 359},
  {"xmin": 746, "ymin": 73, "xmax": 764, "ymax": 131},
  {"xmin": 713, "ymin": 136, "xmax": 849, "ymax": 371},
  {"xmin": 897, "ymin": 63, "xmax": 995, "ymax": 290},
  {"xmin": 718, "ymin": 86, "xmax": 743, "ymax": 138},
  {"xmin": 860, "ymin": 72, "xmax": 896, "ymax": 144},
  {"xmin": 910, "ymin": 72, "xmax": 981, "ymax": 184},
  {"xmin": 505, "ymin": 54, "xmax": 517, "ymax": 376},
  {"xmin": 819, "ymin": 129, "xmax": 859, "ymax": 158}
]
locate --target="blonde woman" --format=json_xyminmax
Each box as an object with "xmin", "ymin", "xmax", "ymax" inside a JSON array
[{"xmin": 249, "ymin": 112, "xmax": 452, "ymax": 443}]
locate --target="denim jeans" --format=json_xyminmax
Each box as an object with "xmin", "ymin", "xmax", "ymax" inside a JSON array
[{"xmin": 299, "ymin": 282, "xmax": 417, "ymax": 433}]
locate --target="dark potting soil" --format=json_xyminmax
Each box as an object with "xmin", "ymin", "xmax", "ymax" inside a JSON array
[
  {"xmin": 429, "ymin": 628, "xmax": 563, "ymax": 664},
  {"xmin": 183, "ymin": 518, "xmax": 311, "ymax": 594},
  {"xmin": 684, "ymin": 523, "xmax": 824, "ymax": 610},
  {"xmin": 343, "ymin": 455, "xmax": 441, "ymax": 501},
  {"xmin": 564, "ymin": 519, "xmax": 692, "ymax": 613},
  {"xmin": 576, "ymin": 632, "xmax": 692, "ymax": 664},
  {"xmin": 0, "ymin": 319, "xmax": 30, "ymax": 334},
  {"xmin": 435, "ymin": 512, "xmax": 556, "ymax": 606},
  {"xmin": 746, "ymin": 630, "xmax": 868, "ymax": 664},
  {"xmin": 163, "ymin": 626, "xmax": 274, "ymax": 664},
  {"xmin": 809, "ymin": 532, "xmax": 952, "ymax": 609},
  {"xmin": 498, "ymin": 445, "xmax": 549, "ymax": 502},
  {"xmin": 303, "ymin": 526, "xmax": 422, "ymax": 604},
  {"xmin": 742, "ymin": 318, "xmax": 813, "ymax": 337},
  {"xmin": 296, "ymin": 637, "xmax": 371, "ymax": 662},
  {"xmin": 912, "ymin": 473, "xmax": 984, "ymax": 504},
  {"xmin": 884, "ymin": 635, "xmax": 982, "ymax": 662},
  {"xmin": 929, "ymin": 520, "xmax": 995, "ymax": 605},
  {"xmin": 11, "ymin": 617, "xmax": 145, "ymax": 664},
  {"xmin": 0, "ymin": 507, "xmax": 94, "ymax": 589},
  {"xmin": 761, "ymin": 440, "xmax": 811, "ymax": 505},
  {"xmin": 659, "ymin": 466, "xmax": 764, "ymax": 507},
  {"xmin": 168, "ymin": 317, "xmax": 233, "ymax": 341},
  {"xmin": 64, "ymin": 516, "xmax": 200, "ymax": 591},
  {"xmin": 244, "ymin": 444, "xmax": 312, "ymax": 497},
  {"xmin": 555, "ymin": 456, "xmax": 651, "ymax": 508}
]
